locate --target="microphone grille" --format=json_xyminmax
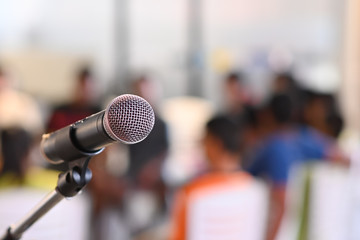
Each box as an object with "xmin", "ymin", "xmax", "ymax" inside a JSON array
[{"xmin": 103, "ymin": 94, "xmax": 155, "ymax": 144}]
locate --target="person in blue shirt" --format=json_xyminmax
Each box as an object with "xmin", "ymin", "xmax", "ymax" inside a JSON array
[
  {"xmin": 247, "ymin": 92, "xmax": 347, "ymax": 240},
  {"xmin": 246, "ymin": 94, "xmax": 298, "ymax": 240},
  {"xmin": 248, "ymin": 94, "xmax": 301, "ymax": 182}
]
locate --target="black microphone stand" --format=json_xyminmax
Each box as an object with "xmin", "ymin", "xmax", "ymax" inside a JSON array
[{"xmin": 1, "ymin": 156, "xmax": 93, "ymax": 240}]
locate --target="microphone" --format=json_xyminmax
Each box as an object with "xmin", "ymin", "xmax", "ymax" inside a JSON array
[{"xmin": 41, "ymin": 94, "xmax": 155, "ymax": 163}]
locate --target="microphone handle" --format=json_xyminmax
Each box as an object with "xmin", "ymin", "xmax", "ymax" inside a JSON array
[{"xmin": 41, "ymin": 111, "xmax": 114, "ymax": 163}]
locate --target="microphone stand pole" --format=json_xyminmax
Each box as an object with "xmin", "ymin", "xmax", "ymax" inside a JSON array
[{"xmin": 1, "ymin": 157, "xmax": 93, "ymax": 240}]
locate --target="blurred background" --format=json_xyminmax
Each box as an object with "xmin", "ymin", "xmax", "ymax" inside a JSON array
[
  {"xmin": 0, "ymin": 0, "xmax": 350, "ymax": 103},
  {"xmin": 0, "ymin": 0, "xmax": 359, "ymax": 240}
]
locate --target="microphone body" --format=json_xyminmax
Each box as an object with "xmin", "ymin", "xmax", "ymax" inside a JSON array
[
  {"xmin": 41, "ymin": 111, "xmax": 111, "ymax": 163},
  {"xmin": 41, "ymin": 94, "xmax": 155, "ymax": 163}
]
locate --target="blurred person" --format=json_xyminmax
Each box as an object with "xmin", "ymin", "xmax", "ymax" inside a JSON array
[
  {"xmin": 246, "ymin": 94, "xmax": 301, "ymax": 240},
  {"xmin": 124, "ymin": 75, "xmax": 169, "ymax": 235},
  {"xmin": 246, "ymin": 93, "xmax": 347, "ymax": 240},
  {"xmin": 0, "ymin": 65, "xmax": 44, "ymax": 137},
  {"xmin": 45, "ymin": 66, "xmax": 128, "ymax": 239},
  {"xmin": 127, "ymin": 76, "xmax": 168, "ymax": 187},
  {"xmin": 220, "ymin": 71, "xmax": 255, "ymax": 168},
  {"xmin": 46, "ymin": 66, "xmax": 100, "ymax": 132},
  {"xmin": 85, "ymin": 75, "xmax": 169, "ymax": 240},
  {"xmin": 271, "ymin": 76, "xmax": 345, "ymax": 161},
  {"xmin": 0, "ymin": 64, "xmax": 46, "ymax": 181},
  {"xmin": 222, "ymin": 71, "xmax": 252, "ymax": 124},
  {"xmin": 169, "ymin": 116, "xmax": 267, "ymax": 240}
]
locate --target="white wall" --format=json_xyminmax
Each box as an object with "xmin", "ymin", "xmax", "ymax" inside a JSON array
[{"xmin": 0, "ymin": 0, "xmax": 345, "ymax": 104}]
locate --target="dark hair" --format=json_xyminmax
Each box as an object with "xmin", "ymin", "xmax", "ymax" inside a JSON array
[
  {"xmin": 274, "ymin": 72, "xmax": 298, "ymax": 89},
  {"xmin": 269, "ymin": 94, "xmax": 293, "ymax": 124},
  {"xmin": 77, "ymin": 67, "xmax": 92, "ymax": 81},
  {"xmin": 0, "ymin": 128, "xmax": 32, "ymax": 178},
  {"xmin": 206, "ymin": 116, "xmax": 241, "ymax": 153},
  {"xmin": 327, "ymin": 112, "xmax": 343, "ymax": 138},
  {"xmin": 300, "ymin": 90, "xmax": 343, "ymax": 137},
  {"xmin": 242, "ymin": 105, "xmax": 259, "ymax": 128},
  {"xmin": 225, "ymin": 71, "xmax": 244, "ymax": 84}
]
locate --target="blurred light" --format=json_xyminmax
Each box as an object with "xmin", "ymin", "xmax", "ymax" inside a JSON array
[
  {"xmin": 296, "ymin": 61, "xmax": 340, "ymax": 93},
  {"xmin": 210, "ymin": 48, "xmax": 234, "ymax": 73}
]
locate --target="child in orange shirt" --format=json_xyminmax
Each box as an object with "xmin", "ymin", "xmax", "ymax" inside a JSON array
[{"xmin": 169, "ymin": 116, "xmax": 267, "ymax": 240}]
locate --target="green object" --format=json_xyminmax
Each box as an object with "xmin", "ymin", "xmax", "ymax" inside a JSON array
[{"xmin": 297, "ymin": 166, "xmax": 312, "ymax": 240}]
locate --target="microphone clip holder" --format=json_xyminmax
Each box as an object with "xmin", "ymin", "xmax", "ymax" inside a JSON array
[
  {"xmin": 1, "ymin": 157, "xmax": 93, "ymax": 240},
  {"xmin": 57, "ymin": 157, "xmax": 92, "ymax": 198}
]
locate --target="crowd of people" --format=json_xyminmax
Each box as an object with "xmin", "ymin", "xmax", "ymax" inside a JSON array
[{"xmin": 0, "ymin": 63, "xmax": 350, "ymax": 240}]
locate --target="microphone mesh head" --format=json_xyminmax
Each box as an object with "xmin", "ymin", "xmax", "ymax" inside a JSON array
[{"xmin": 103, "ymin": 94, "xmax": 155, "ymax": 144}]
